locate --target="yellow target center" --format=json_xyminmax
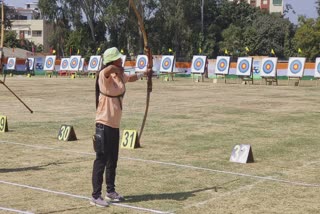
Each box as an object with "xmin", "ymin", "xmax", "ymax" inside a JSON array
[
  {"xmin": 241, "ymin": 64, "xmax": 247, "ymax": 69},
  {"xmin": 293, "ymin": 64, "xmax": 299, "ymax": 70},
  {"xmin": 266, "ymin": 64, "xmax": 271, "ymax": 70},
  {"xmin": 220, "ymin": 62, "xmax": 225, "ymax": 68}
]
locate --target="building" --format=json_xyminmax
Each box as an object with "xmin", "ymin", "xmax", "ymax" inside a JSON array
[
  {"xmin": 9, "ymin": 1, "xmax": 53, "ymax": 52},
  {"xmin": 229, "ymin": 0, "xmax": 283, "ymax": 14}
]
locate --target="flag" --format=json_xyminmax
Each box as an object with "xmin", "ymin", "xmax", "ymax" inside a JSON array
[
  {"xmin": 120, "ymin": 49, "xmax": 124, "ymax": 54},
  {"xmin": 298, "ymin": 48, "xmax": 302, "ymax": 54},
  {"xmin": 168, "ymin": 48, "xmax": 173, "ymax": 53},
  {"xmin": 199, "ymin": 47, "xmax": 202, "ymax": 54},
  {"xmin": 97, "ymin": 47, "xmax": 101, "ymax": 54},
  {"xmin": 52, "ymin": 49, "xmax": 56, "ymax": 54},
  {"xmin": 271, "ymin": 49, "xmax": 275, "ymax": 55},
  {"xmin": 77, "ymin": 49, "xmax": 80, "ymax": 55},
  {"xmin": 245, "ymin": 46, "xmax": 250, "ymax": 52},
  {"xmin": 224, "ymin": 49, "xmax": 228, "ymax": 55}
]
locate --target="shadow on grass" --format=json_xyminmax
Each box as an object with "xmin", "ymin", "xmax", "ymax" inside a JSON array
[
  {"xmin": 0, "ymin": 161, "xmax": 67, "ymax": 173},
  {"xmin": 125, "ymin": 179, "xmax": 239, "ymax": 202},
  {"xmin": 37, "ymin": 206, "xmax": 90, "ymax": 214}
]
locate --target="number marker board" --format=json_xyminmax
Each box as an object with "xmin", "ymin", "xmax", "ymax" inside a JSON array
[
  {"xmin": 0, "ymin": 115, "xmax": 8, "ymax": 132},
  {"xmin": 57, "ymin": 125, "xmax": 77, "ymax": 141},
  {"xmin": 121, "ymin": 130, "xmax": 140, "ymax": 149},
  {"xmin": 229, "ymin": 144, "xmax": 254, "ymax": 164}
]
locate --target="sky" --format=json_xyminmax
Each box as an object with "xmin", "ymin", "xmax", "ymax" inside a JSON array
[{"xmin": 5, "ymin": 0, "xmax": 319, "ymax": 25}]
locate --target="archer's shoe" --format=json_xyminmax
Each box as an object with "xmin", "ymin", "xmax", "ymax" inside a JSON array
[
  {"xmin": 105, "ymin": 191, "xmax": 125, "ymax": 202},
  {"xmin": 90, "ymin": 196, "xmax": 109, "ymax": 207}
]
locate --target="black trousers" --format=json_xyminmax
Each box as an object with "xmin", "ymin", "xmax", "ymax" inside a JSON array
[{"xmin": 92, "ymin": 123, "xmax": 119, "ymax": 199}]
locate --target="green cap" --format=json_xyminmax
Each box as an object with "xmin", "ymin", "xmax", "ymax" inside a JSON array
[{"xmin": 103, "ymin": 47, "xmax": 123, "ymax": 65}]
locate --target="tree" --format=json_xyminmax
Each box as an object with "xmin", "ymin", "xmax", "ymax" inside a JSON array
[{"xmin": 293, "ymin": 17, "xmax": 320, "ymax": 60}]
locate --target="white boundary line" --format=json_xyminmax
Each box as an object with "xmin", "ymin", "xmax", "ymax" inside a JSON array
[
  {"xmin": 0, "ymin": 206, "xmax": 34, "ymax": 214},
  {"xmin": 0, "ymin": 180, "xmax": 171, "ymax": 214},
  {"xmin": 1, "ymin": 140, "xmax": 319, "ymax": 187}
]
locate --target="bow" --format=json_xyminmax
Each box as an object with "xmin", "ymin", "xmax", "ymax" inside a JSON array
[
  {"xmin": 129, "ymin": 0, "xmax": 152, "ymax": 145},
  {"xmin": 0, "ymin": 80, "xmax": 33, "ymax": 113}
]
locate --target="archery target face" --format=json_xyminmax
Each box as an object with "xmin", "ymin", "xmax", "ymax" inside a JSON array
[
  {"xmin": 215, "ymin": 56, "xmax": 230, "ymax": 74},
  {"xmin": 69, "ymin": 56, "xmax": 81, "ymax": 71},
  {"xmin": 260, "ymin": 57, "xmax": 278, "ymax": 77},
  {"xmin": 88, "ymin": 56, "xmax": 101, "ymax": 71},
  {"xmin": 160, "ymin": 55, "xmax": 175, "ymax": 72},
  {"xmin": 287, "ymin": 57, "xmax": 306, "ymax": 77},
  {"xmin": 28, "ymin": 58, "xmax": 35, "ymax": 70},
  {"xmin": 79, "ymin": 58, "xmax": 85, "ymax": 71},
  {"xmin": 191, "ymin": 55, "xmax": 207, "ymax": 74},
  {"xmin": 44, "ymin": 55, "xmax": 56, "ymax": 71},
  {"xmin": 236, "ymin": 57, "xmax": 253, "ymax": 76},
  {"xmin": 7, "ymin": 58, "xmax": 16, "ymax": 70},
  {"xmin": 135, "ymin": 55, "xmax": 148, "ymax": 72},
  {"xmin": 314, "ymin": 57, "xmax": 320, "ymax": 78},
  {"xmin": 60, "ymin": 58, "xmax": 69, "ymax": 70}
]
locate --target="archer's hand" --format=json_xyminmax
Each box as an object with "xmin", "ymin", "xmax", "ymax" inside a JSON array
[{"xmin": 144, "ymin": 68, "xmax": 153, "ymax": 77}]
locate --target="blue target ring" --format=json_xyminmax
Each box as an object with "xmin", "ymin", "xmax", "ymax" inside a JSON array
[
  {"xmin": 70, "ymin": 58, "xmax": 79, "ymax": 69},
  {"xmin": 238, "ymin": 60, "xmax": 250, "ymax": 73},
  {"xmin": 193, "ymin": 58, "xmax": 204, "ymax": 71},
  {"xmin": 262, "ymin": 60, "xmax": 274, "ymax": 74},
  {"xmin": 8, "ymin": 59, "xmax": 14, "ymax": 67},
  {"xmin": 290, "ymin": 60, "xmax": 302, "ymax": 74},
  {"xmin": 162, "ymin": 57, "xmax": 172, "ymax": 70},
  {"xmin": 61, "ymin": 60, "xmax": 68, "ymax": 69},
  {"xmin": 46, "ymin": 58, "xmax": 54, "ymax": 68},
  {"xmin": 90, "ymin": 58, "xmax": 98, "ymax": 69},
  {"xmin": 217, "ymin": 59, "xmax": 228, "ymax": 72},
  {"xmin": 138, "ymin": 58, "xmax": 147, "ymax": 69}
]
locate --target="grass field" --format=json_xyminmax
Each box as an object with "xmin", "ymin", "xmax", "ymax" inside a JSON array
[{"xmin": 0, "ymin": 76, "xmax": 319, "ymax": 214}]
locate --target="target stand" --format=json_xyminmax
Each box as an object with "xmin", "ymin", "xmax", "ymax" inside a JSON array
[
  {"xmin": 192, "ymin": 73, "xmax": 205, "ymax": 82},
  {"xmin": 214, "ymin": 74, "xmax": 227, "ymax": 84},
  {"xmin": 240, "ymin": 75, "xmax": 254, "ymax": 85},
  {"xmin": 45, "ymin": 70, "xmax": 58, "ymax": 78},
  {"xmin": 287, "ymin": 76, "xmax": 301, "ymax": 86},
  {"xmin": 263, "ymin": 76, "xmax": 278, "ymax": 85}
]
